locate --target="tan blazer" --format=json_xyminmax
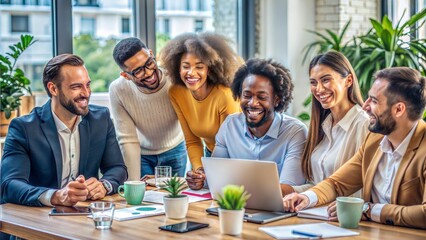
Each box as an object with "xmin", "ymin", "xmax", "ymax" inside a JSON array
[{"xmin": 310, "ymin": 120, "xmax": 426, "ymax": 229}]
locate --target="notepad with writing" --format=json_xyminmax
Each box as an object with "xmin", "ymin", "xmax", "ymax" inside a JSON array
[
  {"xmin": 297, "ymin": 206, "xmax": 329, "ymax": 220},
  {"xmin": 259, "ymin": 222, "xmax": 360, "ymax": 239}
]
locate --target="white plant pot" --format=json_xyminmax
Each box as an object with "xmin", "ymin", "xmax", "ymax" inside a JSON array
[
  {"xmin": 218, "ymin": 208, "xmax": 245, "ymax": 236},
  {"xmin": 163, "ymin": 195, "xmax": 189, "ymax": 219}
]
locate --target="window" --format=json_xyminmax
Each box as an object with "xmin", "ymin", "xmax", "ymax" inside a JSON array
[
  {"xmin": 74, "ymin": 0, "xmax": 99, "ymax": 7},
  {"xmin": 72, "ymin": 0, "xmax": 133, "ymax": 92},
  {"xmin": 198, "ymin": 0, "xmax": 204, "ymax": 11},
  {"xmin": 122, "ymin": 17, "xmax": 130, "ymax": 34},
  {"xmin": 164, "ymin": 18, "xmax": 170, "ymax": 36},
  {"xmin": 194, "ymin": 19, "xmax": 203, "ymax": 32},
  {"xmin": 186, "ymin": 0, "xmax": 190, "ymax": 11},
  {"xmin": 1, "ymin": 0, "xmax": 247, "ymax": 97},
  {"xmin": 1, "ymin": 4, "xmax": 52, "ymax": 93},
  {"xmin": 11, "ymin": 15, "xmax": 29, "ymax": 33},
  {"xmin": 80, "ymin": 17, "xmax": 95, "ymax": 35}
]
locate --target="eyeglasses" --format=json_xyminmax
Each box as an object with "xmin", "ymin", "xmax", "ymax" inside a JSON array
[{"xmin": 127, "ymin": 57, "xmax": 157, "ymax": 78}]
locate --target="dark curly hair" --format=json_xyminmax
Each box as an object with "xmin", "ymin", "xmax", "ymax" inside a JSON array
[
  {"xmin": 231, "ymin": 58, "xmax": 294, "ymax": 112},
  {"xmin": 158, "ymin": 32, "xmax": 242, "ymax": 87}
]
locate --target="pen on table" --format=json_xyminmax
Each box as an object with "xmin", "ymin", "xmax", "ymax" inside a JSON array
[{"xmin": 292, "ymin": 230, "xmax": 322, "ymax": 239}]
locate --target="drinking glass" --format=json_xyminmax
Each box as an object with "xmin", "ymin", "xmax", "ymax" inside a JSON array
[{"xmin": 89, "ymin": 202, "xmax": 115, "ymax": 230}]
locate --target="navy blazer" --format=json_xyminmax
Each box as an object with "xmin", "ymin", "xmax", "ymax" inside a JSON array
[{"xmin": 1, "ymin": 100, "xmax": 128, "ymax": 206}]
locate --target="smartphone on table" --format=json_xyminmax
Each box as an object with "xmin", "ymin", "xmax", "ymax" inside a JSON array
[
  {"xmin": 49, "ymin": 206, "xmax": 91, "ymax": 216},
  {"xmin": 159, "ymin": 221, "xmax": 209, "ymax": 233}
]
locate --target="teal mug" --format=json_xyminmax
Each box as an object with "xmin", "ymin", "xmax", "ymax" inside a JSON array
[
  {"xmin": 336, "ymin": 197, "xmax": 364, "ymax": 228},
  {"xmin": 118, "ymin": 181, "xmax": 146, "ymax": 205}
]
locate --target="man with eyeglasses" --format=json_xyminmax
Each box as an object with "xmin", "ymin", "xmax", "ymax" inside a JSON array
[{"xmin": 110, "ymin": 38, "xmax": 187, "ymax": 180}]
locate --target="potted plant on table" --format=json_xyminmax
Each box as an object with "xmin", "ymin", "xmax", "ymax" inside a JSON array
[
  {"xmin": 216, "ymin": 185, "xmax": 251, "ymax": 236},
  {"xmin": 162, "ymin": 174, "xmax": 188, "ymax": 219},
  {"xmin": 0, "ymin": 34, "xmax": 36, "ymax": 136}
]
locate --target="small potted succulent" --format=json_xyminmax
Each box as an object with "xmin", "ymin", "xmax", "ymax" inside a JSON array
[
  {"xmin": 162, "ymin": 174, "xmax": 188, "ymax": 219},
  {"xmin": 216, "ymin": 185, "xmax": 251, "ymax": 236}
]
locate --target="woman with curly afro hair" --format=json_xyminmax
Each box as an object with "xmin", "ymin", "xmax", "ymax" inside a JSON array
[{"xmin": 159, "ymin": 32, "xmax": 242, "ymax": 190}]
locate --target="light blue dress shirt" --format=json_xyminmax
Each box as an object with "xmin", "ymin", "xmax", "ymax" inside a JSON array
[{"xmin": 212, "ymin": 112, "xmax": 308, "ymax": 185}]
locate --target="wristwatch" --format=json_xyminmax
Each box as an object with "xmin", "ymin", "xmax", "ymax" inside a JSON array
[
  {"xmin": 362, "ymin": 202, "xmax": 372, "ymax": 221},
  {"xmin": 100, "ymin": 180, "xmax": 113, "ymax": 194}
]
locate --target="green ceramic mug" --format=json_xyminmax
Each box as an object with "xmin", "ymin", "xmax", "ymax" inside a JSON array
[
  {"xmin": 336, "ymin": 196, "xmax": 364, "ymax": 228},
  {"xmin": 118, "ymin": 181, "xmax": 146, "ymax": 205}
]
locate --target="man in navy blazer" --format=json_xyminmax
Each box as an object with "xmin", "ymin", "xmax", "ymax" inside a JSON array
[{"xmin": 1, "ymin": 54, "xmax": 128, "ymax": 207}]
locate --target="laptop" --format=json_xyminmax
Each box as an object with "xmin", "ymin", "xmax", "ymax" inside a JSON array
[{"xmin": 202, "ymin": 157, "xmax": 296, "ymax": 224}]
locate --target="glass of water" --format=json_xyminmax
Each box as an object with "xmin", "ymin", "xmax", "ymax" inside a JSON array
[
  {"xmin": 155, "ymin": 166, "xmax": 172, "ymax": 188},
  {"xmin": 89, "ymin": 202, "xmax": 115, "ymax": 230}
]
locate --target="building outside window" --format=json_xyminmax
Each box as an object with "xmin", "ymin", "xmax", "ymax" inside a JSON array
[
  {"xmin": 1, "ymin": 0, "xmax": 239, "ymax": 96},
  {"xmin": 11, "ymin": 15, "xmax": 29, "ymax": 33}
]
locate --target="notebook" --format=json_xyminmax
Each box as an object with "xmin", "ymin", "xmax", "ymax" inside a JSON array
[
  {"xmin": 297, "ymin": 206, "xmax": 329, "ymax": 220},
  {"xmin": 259, "ymin": 222, "xmax": 360, "ymax": 239}
]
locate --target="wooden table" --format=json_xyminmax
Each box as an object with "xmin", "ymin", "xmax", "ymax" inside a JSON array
[{"xmin": 1, "ymin": 195, "xmax": 425, "ymax": 240}]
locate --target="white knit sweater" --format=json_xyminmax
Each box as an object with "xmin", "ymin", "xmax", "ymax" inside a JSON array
[{"xmin": 109, "ymin": 76, "xmax": 184, "ymax": 180}]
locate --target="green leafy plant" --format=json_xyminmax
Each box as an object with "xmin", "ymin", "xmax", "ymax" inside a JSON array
[
  {"xmin": 353, "ymin": 9, "xmax": 426, "ymax": 96},
  {"xmin": 0, "ymin": 35, "xmax": 36, "ymax": 119},
  {"xmin": 302, "ymin": 20, "xmax": 355, "ymax": 64},
  {"xmin": 216, "ymin": 185, "xmax": 251, "ymax": 210},
  {"xmin": 162, "ymin": 174, "xmax": 187, "ymax": 198}
]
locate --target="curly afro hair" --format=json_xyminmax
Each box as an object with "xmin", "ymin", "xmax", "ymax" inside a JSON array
[
  {"xmin": 231, "ymin": 58, "xmax": 294, "ymax": 112},
  {"xmin": 158, "ymin": 32, "xmax": 242, "ymax": 87}
]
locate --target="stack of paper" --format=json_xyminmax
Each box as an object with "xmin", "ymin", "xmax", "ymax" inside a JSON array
[
  {"xmin": 113, "ymin": 204, "xmax": 165, "ymax": 221},
  {"xmin": 297, "ymin": 206, "xmax": 329, "ymax": 220},
  {"xmin": 259, "ymin": 222, "xmax": 360, "ymax": 239}
]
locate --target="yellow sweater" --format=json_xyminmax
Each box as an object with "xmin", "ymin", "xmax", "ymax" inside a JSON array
[{"xmin": 169, "ymin": 84, "xmax": 240, "ymax": 171}]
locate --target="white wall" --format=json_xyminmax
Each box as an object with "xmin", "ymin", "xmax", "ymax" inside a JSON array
[{"xmin": 258, "ymin": 0, "xmax": 315, "ymax": 118}]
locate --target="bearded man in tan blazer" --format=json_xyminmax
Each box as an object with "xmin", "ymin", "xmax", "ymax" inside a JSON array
[{"xmin": 283, "ymin": 67, "xmax": 426, "ymax": 229}]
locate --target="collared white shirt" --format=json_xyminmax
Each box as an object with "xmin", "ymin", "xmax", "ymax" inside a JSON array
[
  {"xmin": 311, "ymin": 105, "xmax": 369, "ymax": 184},
  {"xmin": 52, "ymin": 111, "xmax": 82, "ymax": 188},
  {"xmin": 38, "ymin": 109, "xmax": 82, "ymax": 206},
  {"xmin": 370, "ymin": 122, "xmax": 418, "ymax": 222}
]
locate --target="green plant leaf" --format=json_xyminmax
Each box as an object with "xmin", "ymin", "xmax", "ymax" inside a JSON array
[
  {"xmin": 380, "ymin": 29, "xmax": 392, "ymax": 50},
  {"xmin": 381, "ymin": 15, "xmax": 394, "ymax": 34},
  {"xmin": 298, "ymin": 112, "xmax": 310, "ymax": 121},
  {"xmin": 370, "ymin": 18, "xmax": 383, "ymax": 36}
]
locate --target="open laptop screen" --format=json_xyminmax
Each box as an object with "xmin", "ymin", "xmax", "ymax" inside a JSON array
[{"xmin": 202, "ymin": 157, "xmax": 285, "ymax": 212}]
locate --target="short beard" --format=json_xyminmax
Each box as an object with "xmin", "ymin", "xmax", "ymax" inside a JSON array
[
  {"xmin": 368, "ymin": 108, "xmax": 396, "ymax": 135},
  {"xmin": 246, "ymin": 111, "xmax": 270, "ymax": 128},
  {"xmin": 59, "ymin": 92, "xmax": 89, "ymax": 116}
]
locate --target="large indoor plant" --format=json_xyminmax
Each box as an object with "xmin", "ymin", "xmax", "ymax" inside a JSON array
[
  {"xmin": 0, "ymin": 34, "xmax": 36, "ymax": 119},
  {"xmin": 216, "ymin": 185, "xmax": 250, "ymax": 236},
  {"xmin": 162, "ymin": 174, "xmax": 188, "ymax": 219}
]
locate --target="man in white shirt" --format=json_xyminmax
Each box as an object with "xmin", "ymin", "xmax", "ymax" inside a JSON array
[
  {"xmin": 110, "ymin": 38, "xmax": 186, "ymax": 180},
  {"xmin": 283, "ymin": 67, "xmax": 426, "ymax": 229}
]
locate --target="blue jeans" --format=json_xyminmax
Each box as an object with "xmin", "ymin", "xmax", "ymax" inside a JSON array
[{"xmin": 141, "ymin": 141, "xmax": 187, "ymax": 177}]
